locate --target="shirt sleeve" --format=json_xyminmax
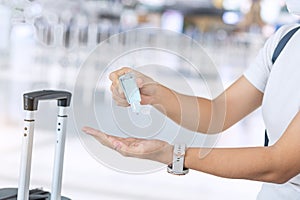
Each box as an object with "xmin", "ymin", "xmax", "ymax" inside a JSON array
[{"xmin": 243, "ymin": 24, "xmax": 298, "ymax": 93}]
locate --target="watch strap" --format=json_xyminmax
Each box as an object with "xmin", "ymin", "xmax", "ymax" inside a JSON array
[{"xmin": 167, "ymin": 144, "xmax": 189, "ymax": 175}]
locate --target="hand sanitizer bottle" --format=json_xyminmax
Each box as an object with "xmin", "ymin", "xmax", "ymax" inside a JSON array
[{"xmin": 119, "ymin": 72, "xmax": 141, "ymax": 113}]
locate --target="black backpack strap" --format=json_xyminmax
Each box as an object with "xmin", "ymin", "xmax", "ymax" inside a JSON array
[
  {"xmin": 264, "ymin": 129, "xmax": 269, "ymax": 147},
  {"xmin": 271, "ymin": 26, "xmax": 300, "ymax": 64},
  {"xmin": 264, "ymin": 25, "xmax": 300, "ymax": 147}
]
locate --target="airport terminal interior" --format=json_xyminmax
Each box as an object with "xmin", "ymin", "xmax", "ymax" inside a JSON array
[{"xmin": 0, "ymin": 0, "xmax": 300, "ymax": 199}]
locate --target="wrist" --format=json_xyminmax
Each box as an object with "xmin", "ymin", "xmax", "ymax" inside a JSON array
[
  {"xmin": 183, "ymin": 147, "xmax": 199, "ymax": 169},
  {"xmin": 151, "ymin": 84, "xmax": 177, "ymax": 111},
  {"xmin": 150, "ymin": 83, "xmax": 164, "ymax": 105},
  {"xmin": 145, "ymin": 143, "xmax": 173, "ymax": 165},
  {"xmin": 184, "ymin": 147, "xmax": 191, "ymax": 169},
  {"xmin": 159, "ymin": 144, "xmax": 174, "ymax": 165}
]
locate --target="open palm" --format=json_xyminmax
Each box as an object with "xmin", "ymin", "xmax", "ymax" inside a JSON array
[{"xmin": 82, "ymin": 127, "xmax": 173, "ymax": 165}]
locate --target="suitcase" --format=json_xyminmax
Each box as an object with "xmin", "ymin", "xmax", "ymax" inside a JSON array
[{"xmin": 0, "ymin": 90, "xmax": 72, "ymax": 200}]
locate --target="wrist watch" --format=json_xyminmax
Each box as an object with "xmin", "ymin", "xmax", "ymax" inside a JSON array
[{"xmin": 167, "ymin": 144, "xmax": 189, "ymax": 175}]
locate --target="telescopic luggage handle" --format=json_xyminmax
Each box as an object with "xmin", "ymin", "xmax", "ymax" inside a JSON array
[
  {"xmin": 23, "ymin": 90, "xmax": 72, "ymax": 111},
  {"xmin": 18, "ymin": 90, "xmax": 72, "ymax": 200}
]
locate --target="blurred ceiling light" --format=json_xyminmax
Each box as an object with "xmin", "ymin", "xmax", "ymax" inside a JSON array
[
  {"xmin": 120, "ymin": 9, "xmax": 138, "ymax": 28},
  {"xmin": 161, "ymin": 10, "xmax": 184, "ymax": 32},
  {"xmin": 170, "ymin": 0, "xmax": 214, "ymax": 8},
  {"xmin": 223, "ymin": 0, "xmax": 249, "ymax": 10},
  {"xmin": 138, "ymin": 0, "xmax": 165, "ymax": 7},
  {"xmin": 222, "ymin": 11, "xmax": 240, "ymax": 24},
  {"xmin": 260, "ymin": 0, "xmax": 281, "ymax": 24}
]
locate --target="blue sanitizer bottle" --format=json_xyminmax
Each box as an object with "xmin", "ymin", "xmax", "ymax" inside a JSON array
[{"xmin": 119, "ymin": 72, "xmax": 141, "ymax": 113}]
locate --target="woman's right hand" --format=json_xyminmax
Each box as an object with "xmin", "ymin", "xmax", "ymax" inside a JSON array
[{"xmin": 109, "ymin": 67, "xmax": 160, "ymax": 107}]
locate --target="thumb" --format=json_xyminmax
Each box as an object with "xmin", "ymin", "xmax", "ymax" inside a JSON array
[{"xmin": 136, "ymin": 77, "xmax": 143, "ymax": 88}]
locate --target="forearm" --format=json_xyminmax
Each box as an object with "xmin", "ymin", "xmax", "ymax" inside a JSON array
[
  {"xmin": 151, "ymin": 76, "xmax": 263, "ymax": 134},
  {"xmin": 184, "ymin": 147, "xmax": 286, "ymax": 183},
  {"xmin": 152, "ymin": 84, "xmax": 223, "ymax": 133}
]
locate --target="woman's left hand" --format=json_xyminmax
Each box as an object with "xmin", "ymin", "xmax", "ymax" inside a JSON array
[{"xmin": 82, "ymin": 126, "xmax": 173, "ymax": 165}]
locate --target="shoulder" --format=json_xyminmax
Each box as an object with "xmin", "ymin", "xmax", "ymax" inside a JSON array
[
  {"xmin": 243, "ymin": 24, "xmax": 299, "ymax": 93},
  {"xmin": 261, "ymin": 24, "xmax": 300, "ymax": 71},
  {"xmin": 273, "ymin": 24, "xmax": 299, "ymax": 37},
  {"xmin": 266, "ymin": 24, "xmax": 300, "ymax": 58}
]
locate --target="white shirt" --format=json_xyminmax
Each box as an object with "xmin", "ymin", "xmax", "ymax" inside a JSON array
[{"xmin": 244, "ymin": 24, "xmax": 300, "ymax": 199}]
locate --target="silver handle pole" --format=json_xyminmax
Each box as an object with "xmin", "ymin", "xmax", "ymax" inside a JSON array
[
  {"xmin": 17, "ymin": 111, "xmax": 35, "ymax": 200},
  {"xmin": 51, "ymin": 106, "xmax": 68, "ymax": 200}
]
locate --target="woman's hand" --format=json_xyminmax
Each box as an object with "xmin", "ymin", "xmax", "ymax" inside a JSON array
[
  {"xmin": 82, "ymin": 126, "xmax": 173, "ymax": 165},
  {"xmin": 109, "ymin": 67, "xmax": 159, "ymax": 107}
]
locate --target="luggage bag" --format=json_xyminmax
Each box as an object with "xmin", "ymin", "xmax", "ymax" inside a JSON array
[{"xmin": 0, "ymin": 90, "xmax": 72, "ymax": 200}]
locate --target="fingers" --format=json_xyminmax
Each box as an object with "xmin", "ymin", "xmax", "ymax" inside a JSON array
[
  {"xmin": 109, "ymin": 67, "xmax": 132, "ymax": 82},
  {"xmin": 136, "ymin": 77, "xmax": 143, "ymax": 89},
  {"xmin": 82, "ymin": 127, "xmax": 141, "ymax": 156},
  {"xmin": 110, "ymin": 85, "xmax": 129, "ymax": 106},
  {"xmin": 82, "ymin": 127, "xmax": 171, "ymax": 162},
  {"xmin": 82, "ymin": 126, "xmax": 121, "ymax": 149},
  {"xmin": 109, "ymin": 67, "xmax": 134, "ymax": 106},
  {"xmin": 82, "ymin": 126, "xmax": 135, "ymax": 157},
  {"xmin": 113, "ymin": 95, "xmax": 129, "ymax": 106},
  {"xmin": 82, "ymin": 126, "xmax": 104, "ymax": 137},
  {"xmin": 110, "ymin": 84, "xmax": 125, "ymax": 99},
  {"xmin": 82, "ymin": 126, "xmax": 111, "ymax": 147}
]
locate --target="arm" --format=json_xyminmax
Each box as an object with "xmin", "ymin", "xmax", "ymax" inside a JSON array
[
  {"xmin": 83, "ymin": 110, "xmax": 300, "ymax": 184},
  {"xmin": 184, "ymin": 111, "xmax": 300, "ymax": 183},
  {"xmin": 152, "ymin": 76, "xmax": 263, "ymax": 133},
  {"xmin": 110, "ymin": 68, "xmax": 263, "ymax": 134}
]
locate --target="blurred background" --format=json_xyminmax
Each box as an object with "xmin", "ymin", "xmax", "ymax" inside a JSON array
[{"xmin": 0, "ymin": 0, "xmax": 300, "ymax": 199}]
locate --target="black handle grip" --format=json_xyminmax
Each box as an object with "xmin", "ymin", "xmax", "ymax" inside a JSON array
[{"xmin": 23, "ymin": 90, "xmax": 72, "ymax": 111}]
